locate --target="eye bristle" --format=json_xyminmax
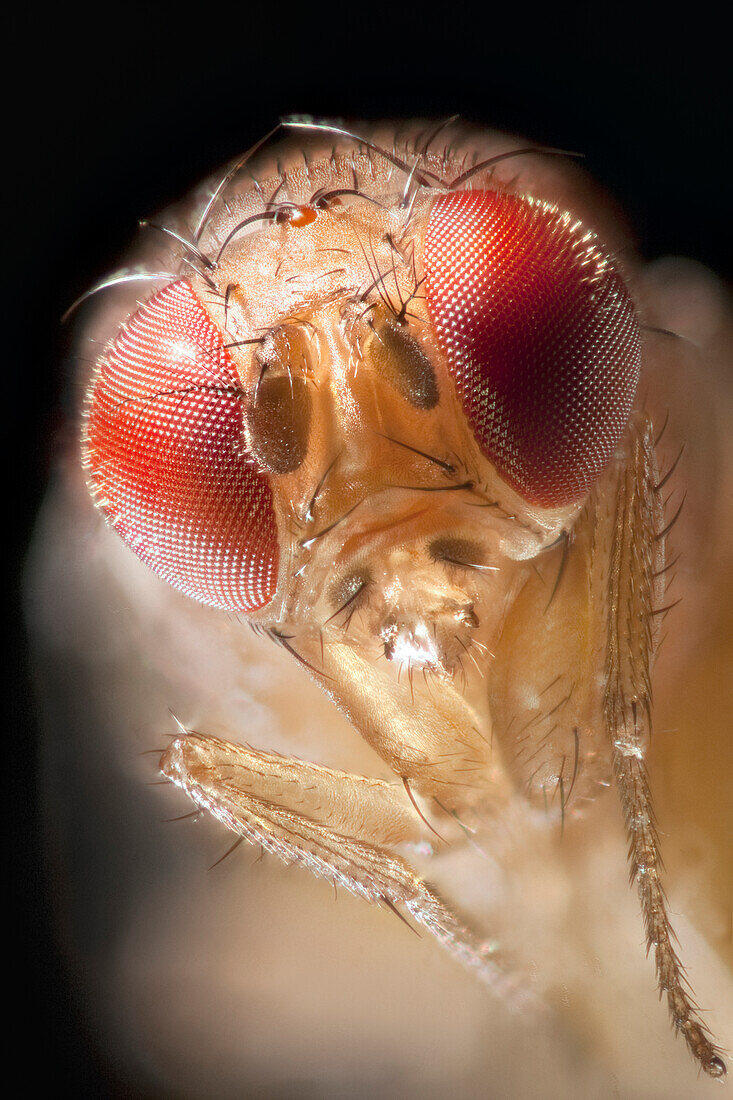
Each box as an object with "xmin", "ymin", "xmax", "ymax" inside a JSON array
[
  {"xmin": 424, "ymin": 190, "xmax": 641, "ymax": 507},
  {"xmin": 83, "ymin": 279, "xmax": 279, "ymax": 611}
]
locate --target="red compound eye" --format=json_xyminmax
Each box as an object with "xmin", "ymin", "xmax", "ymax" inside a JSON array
[
  {"xmin": 83, "ymin": 279, "xmax": 279, "ymax": 611},
  {"xmin": 424, "ymin": 190, "xmax": 641, "ymax": 507}
]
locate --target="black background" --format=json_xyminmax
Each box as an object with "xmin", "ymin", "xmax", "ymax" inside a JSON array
[{"xmin": 8, "ymin": 9, "xmax": 731, "ymax": 1096}]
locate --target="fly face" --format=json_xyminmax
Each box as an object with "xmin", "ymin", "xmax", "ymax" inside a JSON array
[{"xmin": 41, "ymin": 119, "xmax": 730, "ymax": 1087}]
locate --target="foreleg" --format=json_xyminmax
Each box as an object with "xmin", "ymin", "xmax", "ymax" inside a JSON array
[
  {"xmin": 160, "ymin": 727, "xmax": 529, "ymax": 1007},
  {"xmin": 601, "ymin": 415, "xmax": 726, "ymax": 1078}
]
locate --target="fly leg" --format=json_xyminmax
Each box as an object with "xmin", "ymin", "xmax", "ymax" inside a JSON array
[
  {"xmin": 160, "ymin": 726, "xmax": 529, "ymax": 1007},
  {"xmin": 601, "ymin": 414, "xmax": 727, "ymax": 1078}
]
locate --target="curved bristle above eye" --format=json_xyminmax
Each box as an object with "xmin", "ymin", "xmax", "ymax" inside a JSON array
[
  {"xmin": 424, "ymin": 190, "xmax": 642, "ymax": 508},
  {"xmin": 83, "ymin": 279, "xmax": 279, "ymax": 611}
]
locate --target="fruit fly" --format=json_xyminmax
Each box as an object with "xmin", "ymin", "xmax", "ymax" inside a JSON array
[{"xmin": 29, "ymin": 119, "xmax": 732, "ymax": 1095}]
